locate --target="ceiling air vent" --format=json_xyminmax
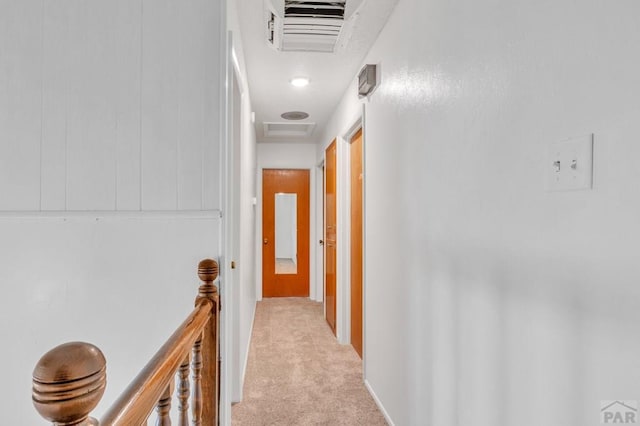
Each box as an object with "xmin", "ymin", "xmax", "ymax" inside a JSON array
[
  {"xmin": 263, "ymin": 122, "xmax": 317, "ymax": 138},
  {"xmin": 266, "ymin": 0, "xmax": 347, "ymax": 53}
]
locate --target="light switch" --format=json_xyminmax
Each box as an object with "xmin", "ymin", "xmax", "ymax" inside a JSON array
[{"xmin": 547, "ymin": 134, "xmax": 593, "ymax": 192}]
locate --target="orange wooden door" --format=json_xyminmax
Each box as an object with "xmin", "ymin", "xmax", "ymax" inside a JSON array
[
  {"xmin": 350, "ymin": 129, "xmax": 363, "ymax": 358},
  {"xmin": 325, "ymin": 141, "xmax": 337, "ymax": 334},
  {"xmin": 263, "ymin": 169, "xmax": 310, "ymax": 297}
]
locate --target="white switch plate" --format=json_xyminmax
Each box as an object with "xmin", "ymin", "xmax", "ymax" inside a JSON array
[{"xmin": 547, "ymin": 134, "xmax": 594, "ymax": 192}]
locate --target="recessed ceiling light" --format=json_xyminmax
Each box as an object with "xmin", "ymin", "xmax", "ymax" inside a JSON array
[{"xmin": 290, "ymin": 77, "xmax": 310, "ymax": 88}]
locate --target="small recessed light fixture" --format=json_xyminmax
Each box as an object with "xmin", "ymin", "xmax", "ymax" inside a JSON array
[{"xmin": 290, "ymin": 77, "xmax": 310, "ymax": 88}]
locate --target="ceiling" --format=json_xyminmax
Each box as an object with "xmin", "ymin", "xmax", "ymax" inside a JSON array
[{"xmin": 236, "ymin": 0, "xmax": 399, "ymax": 144}]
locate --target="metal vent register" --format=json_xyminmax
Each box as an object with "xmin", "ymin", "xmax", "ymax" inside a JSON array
[{"xmin": 267, "ymin": 1, "xmax": 347, "ymax": 53}]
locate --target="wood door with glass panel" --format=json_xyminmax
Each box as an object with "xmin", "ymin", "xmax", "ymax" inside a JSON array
[{"xmin": 262, "ymin": 169, "xmax": 310, "ymax": 297}]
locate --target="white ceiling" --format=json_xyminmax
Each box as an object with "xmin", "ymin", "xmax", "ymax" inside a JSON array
[{"xmin": 236, "ymin": 0, "xmax": 399, "ymax": 143}]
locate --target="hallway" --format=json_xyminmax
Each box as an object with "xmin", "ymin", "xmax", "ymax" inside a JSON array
[{"xmin": 232, "ymin": 298, "xmax": 386, "ymax": 425}]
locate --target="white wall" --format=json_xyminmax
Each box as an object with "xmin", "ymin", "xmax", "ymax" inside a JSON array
[
  {"xmin": 0, "ymin": 0, "xmax": 224, "ymax": 424},
  {"xmin": 321, "ymin": 0, "xmax": 640, "ymax": 425},
  {"xmin": 256, "ymin": 143, "xmax": 321, "ymax": 300}
]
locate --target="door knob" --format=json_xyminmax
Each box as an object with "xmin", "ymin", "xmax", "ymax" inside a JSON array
[
  {"xmin": 319, "ymin": 239, "xmax": 324, "ymax": 246},
  {"xmin": 264, "ymin": 238, "xmax": 268, "ymax": 245}
]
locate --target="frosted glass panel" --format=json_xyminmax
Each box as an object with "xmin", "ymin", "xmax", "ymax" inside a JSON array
[{"xmin": 275, "ymin": 193, "xmax": 297, "ymax": 274}]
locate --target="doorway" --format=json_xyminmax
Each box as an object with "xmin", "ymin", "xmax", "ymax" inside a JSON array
[{"xmin": 262, "ymin": 169, "xmax": 310, "ymax": 297}]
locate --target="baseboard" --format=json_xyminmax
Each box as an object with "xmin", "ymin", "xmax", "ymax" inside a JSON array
[{"xmin": 364, "ymin": 379, "xmax": 395, "ymax": 426}]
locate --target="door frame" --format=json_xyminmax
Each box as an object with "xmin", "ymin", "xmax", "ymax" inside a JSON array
[
  {"xmin": 221, "ymin": 30, "xmax": 239, "ymax": 425},
  {"xmin": 349, "ymin": 128, "xmax": 364, "ymax": 358},
  {"xmin": 315, "ymin": 159, "xmax": 325, "ymax": 306},
  {"xmin": 228, "ymin": 46, "xmax": 246, "ymax": 405},
  {"xmin": 337, "ymin": 116, "xmax": 364, "ymax": 347}
]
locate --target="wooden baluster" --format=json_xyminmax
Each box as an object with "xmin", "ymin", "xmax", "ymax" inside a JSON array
[
  {"xmin": 32, "ymin": 342, "xmax": 106, "ymax": 426},
  {"xmin": 195, "ymin": 259, "xmax": 220, "ymax": 425},
  {"xmin": 156, "ymin": 382, "xmax": 173, "ymax": 426},
  {"xmin": 191, "ymin": 336, "xmax": 203, "ymax": 426},
  {"xmin": 178, "ymin": 356, "xmax": 190, "ymax": 426}
]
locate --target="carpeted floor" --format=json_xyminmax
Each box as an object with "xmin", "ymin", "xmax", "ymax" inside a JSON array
[{"xmin": 232, "ymin": 298, "xmax": 387, "ymax": 426}]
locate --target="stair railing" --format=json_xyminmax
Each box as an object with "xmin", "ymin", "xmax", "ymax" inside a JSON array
[{"xmin": 31, "ymin": 259, "xmax": 220, "ymax": 425}]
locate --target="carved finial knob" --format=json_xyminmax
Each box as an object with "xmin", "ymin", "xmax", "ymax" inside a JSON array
[
  {"xmin": 33, "ymin": 342, "xmax": 106, "ymax": 425},
  {"xmin": 198, "ymin": 259, "xmax": 219, "ymax": 283}
]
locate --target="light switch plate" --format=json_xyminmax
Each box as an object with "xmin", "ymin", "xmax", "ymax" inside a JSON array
[{"xmin": 547, "ymin": 134, "xmax": 594, "ymax": 192}]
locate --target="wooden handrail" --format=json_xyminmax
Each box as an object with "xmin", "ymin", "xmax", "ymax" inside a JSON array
[
  {"xmin": 32, "ymin": 259, "xmax": 220, "ymax": 426},
  {"xmin": 100, "ymin": 301, "xmax": 212, "ymax": 424}
]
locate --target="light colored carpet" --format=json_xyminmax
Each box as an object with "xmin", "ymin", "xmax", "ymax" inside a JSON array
[{"xmin": 232, "ymin": 298, "xmax": 387, "ymax": 426}]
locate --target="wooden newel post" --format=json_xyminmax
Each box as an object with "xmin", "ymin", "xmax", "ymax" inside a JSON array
[
  {"xmin": 32, "ymin": 342, "xmax": 106, "ymax": 426},
  {"xmin": 195, "ymin": 258, "xmax": 219, "ymax": 425}
]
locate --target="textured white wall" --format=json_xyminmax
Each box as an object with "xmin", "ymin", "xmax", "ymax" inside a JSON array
[
  {"xmin": 0, "ymin": 0, "xmax": 224, "ymax": 424},
  {"xmin": 321, "ymin": 0, "xmax": 640, "ymax": 424}
]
